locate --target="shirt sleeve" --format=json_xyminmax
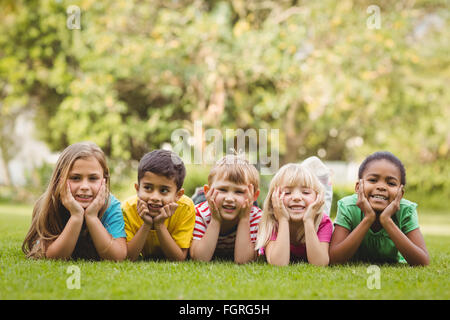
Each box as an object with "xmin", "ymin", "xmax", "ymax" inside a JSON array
[
  {"xmin": 398, "ymin": 201, "xmax": 420, "ymax": 234},
  {"xmin": 101, "ymin": 194, "xmax": 127, "ymax": 239},
  {"xmin": 334, "ymin": 198, "xmax": 356, "ymax": 231},
  {"xmin": 317, "ymin": 214, "xmax": 333, "ymax": 242},
  {"xmin": 170, "ymin": 197, "xmax": 196, "ymax": 248},
  {"xmin": 192, "ymin": 203, "xmax": 208, "ymax": 240}
]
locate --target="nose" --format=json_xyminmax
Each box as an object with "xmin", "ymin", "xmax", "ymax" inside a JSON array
[
  {"xmin": 148, "ymin": 191, "xmax": 162, "ymax": 203},
  {"xmin": 80, "ymin": 178, "xmax": 90, "ymax": 190},
  {"xmin": 375, "ymin": 183, "xmax": 387, "ymax": 191},
  {"xmin": 223, "ymin": 191, "xmax": 235, "ymax": 202},
  {"xmin": 291, "ymin": 190, "xmax": 302, "ymax": 201}
]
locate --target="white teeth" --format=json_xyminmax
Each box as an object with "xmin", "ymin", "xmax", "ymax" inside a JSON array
[{"xmin": 371, "ymin": 195, "xmax": 387, "ymax": 200}]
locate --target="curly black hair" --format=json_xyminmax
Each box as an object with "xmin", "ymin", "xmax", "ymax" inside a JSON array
[{"xmin": 358, "ymin": 151, "xmax": 406, "ymax": 186}]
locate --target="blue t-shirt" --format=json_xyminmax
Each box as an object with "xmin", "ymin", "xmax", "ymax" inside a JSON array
[{"xmin": 101, "ymin": 194, "xmax": 127, "ymax": 239}]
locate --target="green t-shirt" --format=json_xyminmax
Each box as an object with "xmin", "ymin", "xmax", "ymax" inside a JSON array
[{"xmin": 334, "ymin": 194, "xmax": 420, "ymax": 263}]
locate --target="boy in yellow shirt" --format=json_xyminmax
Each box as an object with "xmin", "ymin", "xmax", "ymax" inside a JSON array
[{"xmin": 122, "ymin": 150, "xmax": 195, "ymax": 261}]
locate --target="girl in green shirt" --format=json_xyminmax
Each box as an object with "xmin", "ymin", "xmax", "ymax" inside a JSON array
[{"xmin": 329, "ymin": 151, "xmax": 429, "ymax": 266}]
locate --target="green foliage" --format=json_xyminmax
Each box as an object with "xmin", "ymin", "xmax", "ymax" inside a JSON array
[{"xmin": 0, "ymin": 0, "xmax": 448, "ymax": 204}]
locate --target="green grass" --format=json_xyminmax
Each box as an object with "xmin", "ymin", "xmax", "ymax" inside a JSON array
[{"xmin": 0, "ymin": 204, "xmax": 449, "ymax": 300}]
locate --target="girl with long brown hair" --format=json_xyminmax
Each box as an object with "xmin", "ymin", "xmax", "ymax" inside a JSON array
[{"xmin": 22, "ymin": 142, "xmax": 127, "ymax": 261}]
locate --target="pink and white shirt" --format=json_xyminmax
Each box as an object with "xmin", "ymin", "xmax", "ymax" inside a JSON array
[{"xmin": 192, "ymin": 201, "xmax": 262, "ymax": 255}]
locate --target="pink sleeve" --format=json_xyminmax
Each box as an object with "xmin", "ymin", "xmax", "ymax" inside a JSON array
[{"xmin": 317, "ymin": 214, "xmax": 333, "ymax": 243}]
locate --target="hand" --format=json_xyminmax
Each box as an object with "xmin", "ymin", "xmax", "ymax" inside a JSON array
[
  {"xmin": 206, "ymin": 187, "xmax": 222, "ymax": 223},
  {"xmin": 303, "ymin": 191, "xmax": 324, "ymax": 223},
  {"xmin": 356, "ymin": 179, "xmax": 376, "ymax": 222},
  {"xmin": 85, "ymin": 179, "xmax": 108, "ymax": 218},
  {"xmin": 380, "ymin": 185, "xmax": 404, "ymax": 225},
  {"xmin": 137, "ymin": 198, "xmax": 154, "ymax": 227},
  {"xmin": 61, "ymin": 182, "xmax": 84, "ymax": 218},
  {"xmin": 271, "ymin": 187, "xmax": 290, "ymax": 222},
  {"xmin": 154, "ymin": 202, "xmax": 178, "ymax": 227},
  {"xmin": 238, "ymin": 184, "xmax": 254, "ymax": 220}
]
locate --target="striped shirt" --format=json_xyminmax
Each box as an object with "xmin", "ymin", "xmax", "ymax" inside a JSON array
[{"xmin": 192, "ymin": 201, "xmax": 262, "ymax": 256}]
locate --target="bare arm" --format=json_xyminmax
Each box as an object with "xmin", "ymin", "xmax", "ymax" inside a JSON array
[
  {"xmin": 234, "ymin": 215, "xmax": 256, "ymax": 264},
  {"xmin": 381, "ymin": 220, "xmax": 429, "ymax": 266},
  {"xmin": 155, "ymin": 223, "xmax": 188, "ymax": 261},
  {"xmin": 304, "ymin": 220, "xmax": 329, "ymax": 266},
  {"xmin": 46, "ymin": 182, "xmax": 84, "ymax": 260},
  {"xmin": 126, "ymin": 223, "xmax": 151, "ymax": 261},
  {"xmin": 189, "ymin": 218, "xmax": 221, "ymax": 262},
  {"xmin": 45, "ymin": 215, "xmax": 83, "ymax": 260},
  {"xmin": 330, "ymin": 180, "xmax": 376, "ymax": 265},
  {"xmin": 85, "ymin": 215, "xmax": 127, "ymax": 261},
  {"xmin": 378, "ymin": 186, "xmax": 429, "ymax": 266},
  {"xmin": 265, "ymin": 219, "xmax": 290, "ymax": 266}
]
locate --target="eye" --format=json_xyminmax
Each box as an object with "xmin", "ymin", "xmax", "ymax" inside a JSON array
[
  {"xmin": 160, "ymin": 188, "xmax": 170, "ymax": 194},
  {"xmin": 144, "ymin": 185, "xmax": 153, "ymax": 191},
  {"xmin": 388, "ymin": 182, "xmax": 397, "ymax": 186},
  {"xmin": 367, "ymin": 178, "xmax": 377, "ymax": 183},
  {"xmin": 89, "ymin": 176, "xmax": 100, "ymax": 181},
  {"xmin": 69, "ymin": 176, "xmax": 80, "ymax": 181},
  {"xmin": 218, "ymin": 188, "xmax": 227, "ymax": 192}
]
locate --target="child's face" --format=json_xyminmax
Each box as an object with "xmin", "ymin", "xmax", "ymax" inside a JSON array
[
  {"xmin": 68, "ymin": 157, "xmax": 104, "ymax": 209},
  {"xmin": 135, "ymin": 171, "xmax": 183, "ymax": 217},
  {"xmin": 207, "ymin": 177, "xmax": 252, "ymax": 221},
  {"xmin": 280, "ymin": 185, "xmax": 317, "ymax": 221},
  {"xmin": 357, "ymin": 159, "xmax": 402, "ymax": 213}
]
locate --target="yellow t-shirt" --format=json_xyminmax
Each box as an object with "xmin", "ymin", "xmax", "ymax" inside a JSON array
[{"xmin": 121, "ymin": 195, "xmax": 196, "ymax": 258}]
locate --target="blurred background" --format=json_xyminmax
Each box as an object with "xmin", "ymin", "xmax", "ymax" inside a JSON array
[{"xmin": 0, "ymin": 0, "xmax": 448, "ymax": 216}]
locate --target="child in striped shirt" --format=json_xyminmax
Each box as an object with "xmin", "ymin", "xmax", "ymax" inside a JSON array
[{"xmin": 189, "ymin": 154, "xmax": 262, "ymax": 263}]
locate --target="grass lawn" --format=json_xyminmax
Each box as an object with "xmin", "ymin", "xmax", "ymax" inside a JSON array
[{"xmin": 0, "ymin": 203, "xmax": 449, "ymax": 300}]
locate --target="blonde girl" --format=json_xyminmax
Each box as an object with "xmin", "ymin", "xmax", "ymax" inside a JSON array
[
  {"xmin": 255, "ymin": 163, "xmax": 333, "ymax": 266},
  {"xmin": 22, "ymin": 142, "xmax": 127, "ymax": 261}
]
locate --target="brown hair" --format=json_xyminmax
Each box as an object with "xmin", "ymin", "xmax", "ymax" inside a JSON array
[
  {"xmin": 22, "ymin": 142, "xmax": 110, "ymax": 259},
  {"xmin": 208, "ymin": 154, "xmax": 260, "ymax": 191},
  {"xmin": 137, "ymin": 149, "xmax": 186, "ymax": 190}
]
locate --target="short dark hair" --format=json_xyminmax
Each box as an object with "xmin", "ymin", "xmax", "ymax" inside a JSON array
[
  {"xmin": 358, "ymin": 151, "xmax": 406, "ymax": 186},
  {"xmin": 138, "ymin": 149, "xmax": 186, "ymax": 190}
]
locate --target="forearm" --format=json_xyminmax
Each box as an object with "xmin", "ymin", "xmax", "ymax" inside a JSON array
[
  {"xmin": 329, "ymin": 217, "xmax": 373, "ymax": 264},
  {"xmin": 85, "ymin": 216, "xmax": 127, "ymax": 261},
  {"xmin": 190, "ymin": 219, "xmax": 221, "ymax": 262},
  {"xmin": 126, "ymin": 223, "xmax": 151, "ymax": 261},
  {"xmin": 46, "ymin": 215, "xmax": 83, "ymax": 260},
  {"xmin": 381, "ymin": 219, "xmax": 429, "ymax": 266},
  {"xmin": 304, "ymin": 220, "xmax": 329, "ymax": 266},
  {"xmin": 234, "ymin": 217, "xmax": 256, "ymax": 264},
  {"xmin": 155, "ymin": 223, "xmax": 187, "ymax": 261},
  {"xmin": 266, "ymin": 220, "xmax": 290, "ymax": 266}
]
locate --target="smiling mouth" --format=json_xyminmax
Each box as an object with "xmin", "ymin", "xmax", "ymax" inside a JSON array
[
  {"xmin": 288, "ymin": 205, "xmax": 306, "ymax": 212},
  {"xmin": 148, "ymin": 203, "xmax": 163, "ymax": 211},
  {"xmin": 222, "ymin": 205, "xmax": 236, "ymax": 213},
  {"xmin": 370, "ymin": 195, "xmax": 388, "ymax": 201},
  {"xmin": 76, "ymin": 195, "xmax": 93, "ymax": 201}
]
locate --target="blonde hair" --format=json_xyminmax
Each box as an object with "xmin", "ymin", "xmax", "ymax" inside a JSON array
[
  {"xmin": 255, "ymin": 163, "xmax": 324, "ymax": 251},
  {"xmin": 208, "ymin": 153, "xmax": 259, "ymax": 191},
  {"xmin": 22, "ymin": 142, "xmax": 110, "ymax": 259}
]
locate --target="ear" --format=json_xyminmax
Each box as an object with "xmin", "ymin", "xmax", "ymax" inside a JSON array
[
  {"xmin": 175, "ymin": 188, "xmax": 184, "ymax": 202},
  {"xmin": 354, "ymin": 180, "xmax": 360, "ymax": 193},
  {"xmin": 134, "ymin": 183, "xmax": 139, "ymax": 192},
  {"xmin": 253, "ymin": 189, "xmax": 260, "ymax": 202},
  {"xmin": 203, "ymin": 184, "xmax": 210, "ymax": 195}
]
